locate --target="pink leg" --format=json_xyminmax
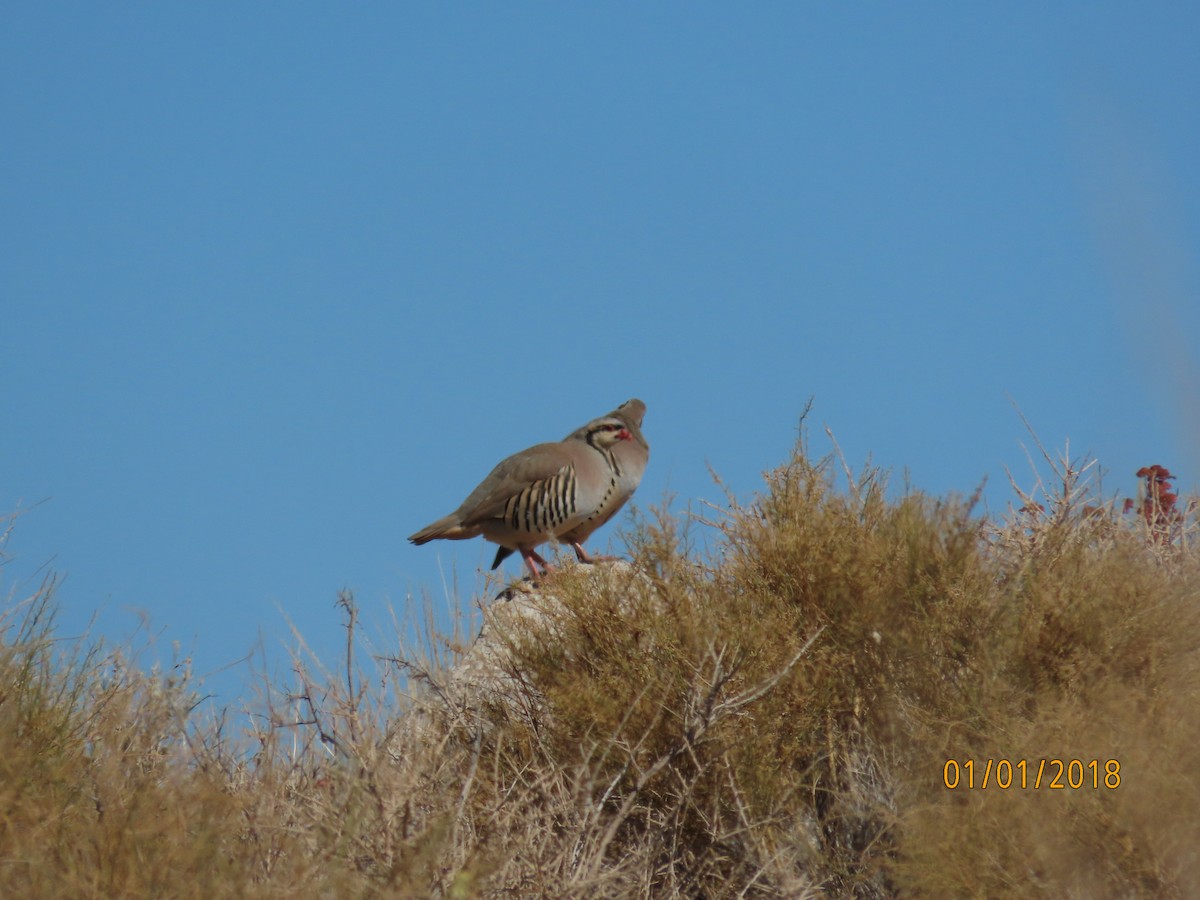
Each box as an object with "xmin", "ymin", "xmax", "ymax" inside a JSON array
[
  {"xmin": 571, "ymin": 542, "xmax": 619, "ymax": 564},
  {"xmin": 521, "ymin": 548, "xmax": 555, "ymax": 578}
]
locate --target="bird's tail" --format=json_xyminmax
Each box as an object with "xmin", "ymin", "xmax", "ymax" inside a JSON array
[{"xmin": 408, "ymin": 516, "xmax": 479, "ymax": 545}]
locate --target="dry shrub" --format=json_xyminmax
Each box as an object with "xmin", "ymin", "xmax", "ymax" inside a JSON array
[{"xmin": 0, "ymin": 437, "xmax": 1196, "ymax": 897}]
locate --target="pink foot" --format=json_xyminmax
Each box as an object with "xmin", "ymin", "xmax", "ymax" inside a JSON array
[{"xmin": 571, "ymin": 543, "xmax": 620, "ymax": 565}]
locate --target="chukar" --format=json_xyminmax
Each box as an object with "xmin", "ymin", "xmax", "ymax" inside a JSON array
[{"xmin": 409, "ymin": 399, "xmax": 650, "ymax": 577}]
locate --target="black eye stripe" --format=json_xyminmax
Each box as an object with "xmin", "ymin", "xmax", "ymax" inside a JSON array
[{"xmin": 584, "ymin": 420, "xmax": 627, "ymax": 450}]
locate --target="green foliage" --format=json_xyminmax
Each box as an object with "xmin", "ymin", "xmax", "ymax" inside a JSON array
[{"xmin": 0, "ymin": 441, "xmax": 1197, "ymax": 897}]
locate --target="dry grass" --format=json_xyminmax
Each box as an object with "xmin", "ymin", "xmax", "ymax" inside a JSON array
[{"xmin": 1, "ymin": 436, "xmax": 1197, "ymax": 897}]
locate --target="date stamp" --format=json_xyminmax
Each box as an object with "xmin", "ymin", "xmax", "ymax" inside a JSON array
[{"xmin": 943, "ymin": 759, "xmax": 1121, "ymax": 790}]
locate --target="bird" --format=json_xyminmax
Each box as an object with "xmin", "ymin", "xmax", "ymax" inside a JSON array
[{"xmin": 408, "ymin": 399, "xmax": 650, "ymax": 578}]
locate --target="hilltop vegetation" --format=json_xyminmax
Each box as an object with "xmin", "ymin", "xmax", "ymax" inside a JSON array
[{"xmin": 1, "ymin": 439, "xmax": 1197, "ymax": 897}]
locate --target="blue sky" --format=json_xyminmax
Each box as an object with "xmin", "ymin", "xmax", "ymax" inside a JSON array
[{"xmin": 4, "ymin": 4, "xmax": 1199, "ymax": 709}]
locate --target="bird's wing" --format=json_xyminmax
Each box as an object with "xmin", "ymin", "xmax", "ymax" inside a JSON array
[{"xmin": 455, "ymin": 442, "xmax": 574, "ymax": 526}]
